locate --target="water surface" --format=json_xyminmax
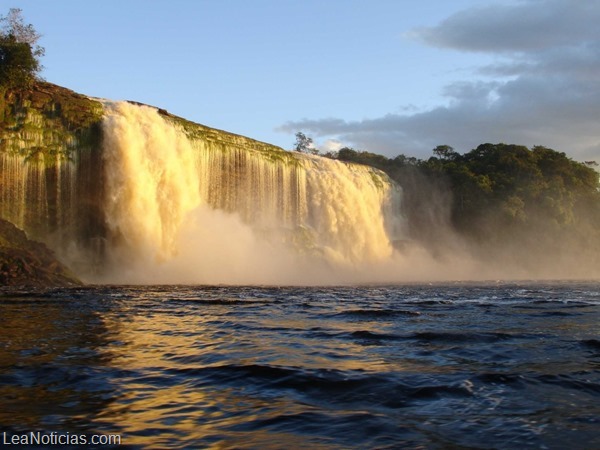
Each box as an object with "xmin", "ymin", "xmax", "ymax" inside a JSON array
[{"xmin": 1, "ymin": 282, "xmax": 599, "ymax": 449}]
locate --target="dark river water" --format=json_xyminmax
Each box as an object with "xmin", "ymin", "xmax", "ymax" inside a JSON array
[{"xmin": 0, "ymin": 282, "xmax": 599, "ymax": 449}]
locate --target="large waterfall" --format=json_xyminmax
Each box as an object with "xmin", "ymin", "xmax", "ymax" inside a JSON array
[
  {"xmin": 100, "ymin": 102, "xmax": 404, "ymax": 284},
  {"xmin": 0, "ymin": 99, "xmax": 407, "ymax": 284}
]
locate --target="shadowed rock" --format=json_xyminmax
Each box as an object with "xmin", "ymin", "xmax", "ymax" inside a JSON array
[{"xmin": 0, "ymin": 218, "xmax": 81, "ymax": 287}]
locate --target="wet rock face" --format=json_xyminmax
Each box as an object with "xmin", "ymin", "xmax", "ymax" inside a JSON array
[
  {"xmin": 0, "ymin": 218, "xmax": 81, "ymax": 287},
  {"xmin": 0, "ymin": 82, "xmax": 107, "ymax": 275}
]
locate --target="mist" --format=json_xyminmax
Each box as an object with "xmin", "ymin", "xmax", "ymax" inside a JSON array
[
  {"xmin": 78, "ymin": 102, "xmax": 600, "ymax": 286},
  {"xmin": 389, "ymin": 153, "xmax": 600, "ymax": 282}
]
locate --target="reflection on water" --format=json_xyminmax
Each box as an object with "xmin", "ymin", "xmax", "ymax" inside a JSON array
[
  {"xmin": 0, "ymin": 291, "xmax": 115, "ymax": 435},
  {"xmin": 0, "ymin": 283, "xmax": 599, "ymax": 449}
]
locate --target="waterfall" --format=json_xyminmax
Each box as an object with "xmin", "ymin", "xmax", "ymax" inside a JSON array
[
  {"xmin": 99, "ymin": 102, "xmax": 405, "ymax": 284},
  {"xmin": 0, "ymin": 144, "xmax": 103, "ymax": 261}
]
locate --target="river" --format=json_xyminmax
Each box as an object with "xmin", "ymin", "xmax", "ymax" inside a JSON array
[{"xmin": 1, "ymin": 281, "xmax": 599, "ymax": 449}]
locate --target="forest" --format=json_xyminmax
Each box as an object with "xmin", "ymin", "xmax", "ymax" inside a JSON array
[{"xmin": 329, "ymin": 143, "xmax": 600, "ymax": 273}]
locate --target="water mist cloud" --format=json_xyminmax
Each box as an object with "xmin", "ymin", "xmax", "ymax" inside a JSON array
[
  {"xmin": 280, "ymin": 0, "xmax": 600, "ymax": 162},
  {"xmin": 90, "ymin": 98, "xmax": 599, "ymax": 286}
]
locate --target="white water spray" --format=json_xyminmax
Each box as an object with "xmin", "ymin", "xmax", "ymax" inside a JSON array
[{"xmin": 100, "ymin": 102, "xmax": 406, "ymax": 284}]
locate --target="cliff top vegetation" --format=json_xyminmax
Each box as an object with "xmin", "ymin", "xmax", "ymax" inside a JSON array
[{"xmin": 0, "ymin": 8, "xmax": 44, "ymax": 89}]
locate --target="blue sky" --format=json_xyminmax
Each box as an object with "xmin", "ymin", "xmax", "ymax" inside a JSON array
[{"xmin": 4, "ymin": 1, "xmax": 600, "ymax": 162}]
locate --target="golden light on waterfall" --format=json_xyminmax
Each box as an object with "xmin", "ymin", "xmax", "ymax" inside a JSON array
[{"xmin": 98, "ymin": 102, "xmax": 405, "ymax": 285}]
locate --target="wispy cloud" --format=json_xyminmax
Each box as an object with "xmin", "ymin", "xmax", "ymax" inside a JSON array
[{"xmin": 279, "ymin": 0, "xmax": 600, "ymax": 161}]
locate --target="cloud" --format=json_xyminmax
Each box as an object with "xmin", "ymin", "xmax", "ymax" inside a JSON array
[
  {"xmin": 412, "ymin": 0, "xmax": 600, "ymax": 53},
  {"xmin": 279, "ymin": 0, "xmax": 600, "ymax": 162},
  {"xmin": 320, "ymin": 139, "xmax": 344, "ymax": 153}
]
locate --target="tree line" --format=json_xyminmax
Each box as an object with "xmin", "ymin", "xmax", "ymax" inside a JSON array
[{"xmin": 296, "ymin": 136, "xmax": 600, "ymax": 267}]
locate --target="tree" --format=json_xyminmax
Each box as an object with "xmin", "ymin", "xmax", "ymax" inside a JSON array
[
  {"xmin": 0, "ymin": 8, "xmax": 44, "ymax": 87},
  {"xmin": 294, "ymin": 131, "xmax": 318, "ymax": 154},
  {"xmin": 432, "ymin": 145, "xmax": 459, "ymax": 161}
]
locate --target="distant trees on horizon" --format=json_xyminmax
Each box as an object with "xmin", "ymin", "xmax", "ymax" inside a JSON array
[{"xmin": 302, "ymin": 133, "xmax": 600, "ymax": 268}]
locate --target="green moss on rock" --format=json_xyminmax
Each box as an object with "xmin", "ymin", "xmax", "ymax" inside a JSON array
[
  {"xmin": 0, "ymin": 81, "xmax": 103, "ymax": 163},
  {"xmin": 157, "ymin": 107, "xmax": 302, "ymax": 167}
]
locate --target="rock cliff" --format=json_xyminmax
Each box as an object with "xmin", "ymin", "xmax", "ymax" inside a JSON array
[{"xmin": 0, "ymin": 218, "xmax": 81, "ymax": 287}]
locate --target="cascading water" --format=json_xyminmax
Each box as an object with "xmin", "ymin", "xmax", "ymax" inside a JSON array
[
  {"xmin": 3, "ymin": 88, "xmax": 547, "ymax": 284},
  {"xmin": 99, "ymin": 102, "xmax": 405, "ymax": 284},
  {"xmin": 0, "ymin": 135, "xmax": 104, "ymax": 263}
]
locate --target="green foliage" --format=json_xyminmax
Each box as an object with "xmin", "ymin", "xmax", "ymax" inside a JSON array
[
  {"xmin": 330, "ymin": 141, "xmax": 600, "ymax": 260},
  {"xmin": 419, "ymin": 143, "xmax": 600, "ymax": 253},
  {"xmin": 0, "ymin": 35, "xmax": 39, "ymax": 87},
  {"xmin": 336, "ymin": 147, "xmax": 419, "ymax": 174},
  {"xmin": 164, "ymin": 109, "xmax": 302, "ymax": 168},
  {"xmin": 0, "ymin": 82, "xmax": 104, "ymax": 163},
  {"xmin": 294, "ymin": 131, "xmax": 318, "ymax": 154},
  {"xmin": 0, "ymin": 8, "xmax": 44, "ymax": 88},
  {"xmin": 432, "ymin": 145, "xmax": 459, "ymax": 161}
]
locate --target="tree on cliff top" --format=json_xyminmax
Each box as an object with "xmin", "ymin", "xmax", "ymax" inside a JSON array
[
  {"xmin": 294, "ymin": 131, "xmax": 319, "ymax": 155},
  {"xmin": 0, "ymin": 8, "xmax": 44, "ymax": 88}
]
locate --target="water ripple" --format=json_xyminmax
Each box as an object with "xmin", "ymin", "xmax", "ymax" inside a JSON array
[{"xmin": 0, "ymin": 281, "xmax": 598, "ymax": 449}]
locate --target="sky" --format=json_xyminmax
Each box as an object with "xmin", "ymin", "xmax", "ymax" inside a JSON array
[{"xmin": 3, "ymin": 0, "xmax": 600, "ymax": 162}]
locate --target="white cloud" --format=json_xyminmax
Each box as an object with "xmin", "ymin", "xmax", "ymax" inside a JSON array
[
  {"xmin": 279, "ymin": 0, "xmax": 600, "ymax": 162},
  {"xmin": 319, "ymin": 139, "xmax": 344, "ymax": 153}
]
